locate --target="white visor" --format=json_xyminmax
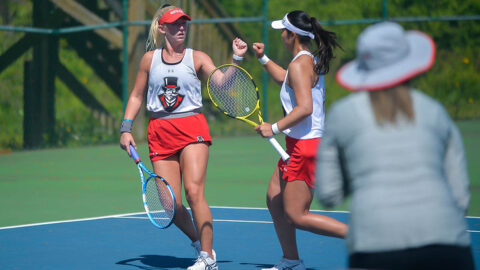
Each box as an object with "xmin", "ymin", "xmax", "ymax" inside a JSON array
[{"xmin": 271, "ymin": 14, "xmax": 315, "ymax": 39}]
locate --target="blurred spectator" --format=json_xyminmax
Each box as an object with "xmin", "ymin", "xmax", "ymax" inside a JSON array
[{"xmin": 315, "ymin": 21, "xmax": 474, "ymax": 270}]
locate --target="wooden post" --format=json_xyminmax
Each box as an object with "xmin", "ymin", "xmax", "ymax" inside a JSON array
[
  {"xmin": 23, "ymin": 0, "xmax": 59, "ymax": 148},
  {"xmin": 128, "ymin": 0, "xmax": 146, "ymax": 142},
  {"xmin": 23, "ymin": 61, "xmax": 37, "ymax": 148}
]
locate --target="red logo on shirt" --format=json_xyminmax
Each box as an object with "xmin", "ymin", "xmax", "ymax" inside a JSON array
[{"xmin": 159, "ymin": 77, "xmax": 184, "ymax": 112}]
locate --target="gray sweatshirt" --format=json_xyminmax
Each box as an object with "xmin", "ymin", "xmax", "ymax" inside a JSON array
[{"xmin": 315, "ymin": 89, "xmax": 471, "ymax": 254}]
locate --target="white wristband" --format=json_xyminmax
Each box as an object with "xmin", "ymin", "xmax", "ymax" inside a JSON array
[
  {"xmin": 233, "ymin": 54, "xmax": 244, "ymax": 61},
  {"xmin": 271, "ymin": 123, "xmax": 280, "ymax": 135},
  {"xmin": 258, "ymin": 54, "xmax": 270, "ymax": 65}
]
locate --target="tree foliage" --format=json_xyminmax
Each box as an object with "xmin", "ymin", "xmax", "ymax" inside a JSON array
[
  {"xmin": 0, "ymin": 0, "xmax": 478, "ymax": 150},
  {"xmin": 219, "ymin": 0, "xmax": 480, "ymax": 121}
]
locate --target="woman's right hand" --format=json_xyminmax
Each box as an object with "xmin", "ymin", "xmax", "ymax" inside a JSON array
[
  {"xmin": 120, "ymin": 132, "xmax": 136, "ymax": 156},
  {"xmin": 252, "ymin": 43, "xmax": 265, "ymax": 58},
  {"xmin": 255, "ymin": 122, "xmax": 274, "ymax": 138}
]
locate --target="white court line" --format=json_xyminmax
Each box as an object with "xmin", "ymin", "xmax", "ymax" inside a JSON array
[
  {"xmin": 210, "ymin": 206, "xmax": 480, "ymax": 217},
  {"xmin": 213, "ymin": 218, "xmax": 272, "ymax": 224},
  {"xmin": 0, "ymin": 206, "xmax": 478, "ymax": 231},
  {"xmin": 210, "ymin": 205, "xmax": 350, "ymax": 214},
  {"xmin": 117, "ymin": 216, "xmax": 274, "ymax": 224},
  {"xmin": 0, "ymin": 212, "xmax": 145, "ymax": 230},
  {"xmin": 0, "ymin": 206, "xmax": 275, "ymax": 230}
]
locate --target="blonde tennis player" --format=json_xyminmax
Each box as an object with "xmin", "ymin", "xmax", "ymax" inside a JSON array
[{"xmin": 119, "ymin": 4, "xmax": 247, "ymax": 270}]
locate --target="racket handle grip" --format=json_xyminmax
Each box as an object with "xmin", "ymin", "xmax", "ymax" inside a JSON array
[
  {"xmin": 267, "ymin": 137, "xmax": 290, "ymax": 162},
  {"xmin": 129, "ymin": 145, "xmax": 141, "ymax": 164}
]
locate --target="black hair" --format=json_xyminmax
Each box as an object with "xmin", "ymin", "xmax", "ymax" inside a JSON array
[
  {"xmin": 161, "ymin": 4, "xmax": 171, "ymax": 8},
  {"xmin": 286, "ymin": 10, "xmax": 341, "ymax": 75}
]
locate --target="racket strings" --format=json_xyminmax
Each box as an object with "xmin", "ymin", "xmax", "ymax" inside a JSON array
[
  {"xmin": 209, "ymin": 66, "xmax": 258, "ymax": 117},
  {"xmin": 145, "ymin": 177, "xmax": 174, "ymax": 227}
]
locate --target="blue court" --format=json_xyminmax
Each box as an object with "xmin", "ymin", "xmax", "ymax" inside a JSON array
[{"xmin": 1, "ymin": 207, "xmax": 479, "ymax": 269}]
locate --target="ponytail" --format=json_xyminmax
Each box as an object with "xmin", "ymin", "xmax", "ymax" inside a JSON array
[
  {"xmin": 146, "ymin": 4, "xmax": 176, "ymax": 51},
  {"xmin": 310, "ymin": 17, "xmax": 340, "ymax": 75},
  {"xmin": 286, "ymin": 11, "xmax": 341, "ymax": 75}
]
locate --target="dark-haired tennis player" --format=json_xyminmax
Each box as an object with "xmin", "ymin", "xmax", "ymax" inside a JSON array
[
  {"xmin": 253, "ymin": 10, "xmax": 348, "ymax": 270},
  {"xmin": 119, "ymin": 4, "xmax": 247, "ymax": 270}
]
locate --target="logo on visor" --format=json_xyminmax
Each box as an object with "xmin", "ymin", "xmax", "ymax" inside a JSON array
[
  {"xmin": 159, "ymin": 77, "xmax": 184, "ymax": 112},
  {"xmin": 169, "ymin": 9, "xmax": 183, "ymax": 15}
]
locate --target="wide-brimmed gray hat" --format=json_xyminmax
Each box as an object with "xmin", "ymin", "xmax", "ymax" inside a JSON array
[{"xmin": 336, "ymin": 21, "xmax": 435, "ymax": 91}]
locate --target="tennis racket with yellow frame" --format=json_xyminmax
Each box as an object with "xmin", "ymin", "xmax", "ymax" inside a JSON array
[{"xmin": 207, "ymin": 64, "xmax": 289, "ymax": 161}]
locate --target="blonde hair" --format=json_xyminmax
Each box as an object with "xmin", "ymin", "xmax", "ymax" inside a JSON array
[
  {"xmin": 146, "ymin": 5, "xmax": 177, "ymax": 51},
  {"xmin": 369, "ymin": 85, "xmax": 415, "ymax": 125}
]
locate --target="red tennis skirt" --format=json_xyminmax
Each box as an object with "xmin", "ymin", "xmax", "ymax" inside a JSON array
[
  {"xmin": 277, "ymin": 136, "xmax": 321, "ymax": 188},
  {"xmin": 147, "ymin": 113, "xmax": 212, "ymax": 161}
]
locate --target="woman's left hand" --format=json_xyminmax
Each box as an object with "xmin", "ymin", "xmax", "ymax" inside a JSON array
[
  {"xmin": 232, "ymin": 37, "xmax": 247, "ymax": 57},
  {"xmin": 255, "ymin": 122, "xmax": 274, "ymax": 138}
]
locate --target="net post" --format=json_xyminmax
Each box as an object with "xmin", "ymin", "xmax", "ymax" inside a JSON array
[
  {"xmin": 261, "ymin": 0, "xmax": 269, "ymax": 122},
  {"xmin": 122, "ymin": 0, "xmax": 129, "ymax": 111},
  {"xmin": 382, "ymin": 0, "xmax": 388, "ymax": 19}
]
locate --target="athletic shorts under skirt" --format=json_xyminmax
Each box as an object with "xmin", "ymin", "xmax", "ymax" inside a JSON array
[
  {"xmin": 147, "ymin": 113, "xmax": 212, "ymax": 161},
  {"xmin": 277, "ymin": 136, "xmax": 320, "ymax": 188}
]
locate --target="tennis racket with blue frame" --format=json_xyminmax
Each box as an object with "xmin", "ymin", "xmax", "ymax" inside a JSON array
[{"xmin": 129, "ymin": 145, "xmax": 176, "ymax": 229}]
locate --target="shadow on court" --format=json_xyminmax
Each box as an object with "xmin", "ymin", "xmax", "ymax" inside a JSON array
[
  {"xmin": 116, "ymin": 255, "xmax": 232, "ymax": 269},
  {"xmin": 116, "ymin": 255, "xmax": 193, "ymax": 269},
  {"xmin": 239, "ymin": 262, "xmax": 315, "ymax": 270}
]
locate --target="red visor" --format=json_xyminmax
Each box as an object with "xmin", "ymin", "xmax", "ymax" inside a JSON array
[{"xmin": 159, "ymin": 8, "xmax": 191, "ymax": 24}]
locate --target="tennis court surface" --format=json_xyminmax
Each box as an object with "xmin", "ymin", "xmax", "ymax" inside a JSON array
[{"xmin": 1, "ymin": 207, "xmax": 479, "ymax": 269}]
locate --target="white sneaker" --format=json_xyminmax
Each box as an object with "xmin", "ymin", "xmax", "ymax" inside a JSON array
[
  {"xmin": 191, "ymin": 240, "xmax": 216, "ymax": 260},
  {"xmin": 187, "ymin": 251, "xmax": 218, "ymax": 270},
  {"xmin": 262, "ymin": 257, "xmax": 306, "ymax": 270}
]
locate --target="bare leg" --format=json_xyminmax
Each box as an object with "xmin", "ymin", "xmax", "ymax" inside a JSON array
[
  {"xmin": 283, "ymin": 180, "xmax": 347, "ymax": 238},
  {"xmin": 180, "ymin": 143, "xmax": 214, "ymax": 258},
  {"xmin": 152, "ymin": 155, "xmax": 198, "ymax": 242},
  {"xmin": 266, "ymin": 167, "xmax": 299, "ymax": 260}
]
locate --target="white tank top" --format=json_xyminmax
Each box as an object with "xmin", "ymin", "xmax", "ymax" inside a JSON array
[
  {"xmin": 279, "ymin": 50, "xmax": 325, "ymax": 139},
  {"xmin": 146, "ymin": 48, "xmax": 202, "ymax": 114}
]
